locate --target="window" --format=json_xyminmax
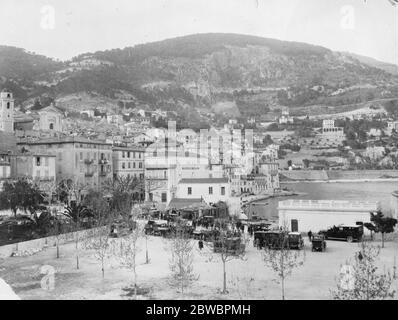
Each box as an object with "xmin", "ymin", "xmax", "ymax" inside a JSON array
[
  {"xmin": 45, "ymin": 157, "xmax": 49, "ymax": 167},
  {"xmin": 128, "ymin": 162, "xmax": 131, "ymax": 169},
  {"xmin": 221, "ymin": 186, "xmax": 225, "ymax": 195},
  {"xmin": 149, "ymin": 193, "xmax": 153, "ymax": 202},
  {"xmin": 139, "ymin": 153, "xmax": 142, "ymax": 159},
  {"xmin": 133, "ymin": 152, "xmax": 136, "ymax": 158},
  {"xmin": 36, "ymin": 157, "xmax": 41, "ymax": 166},
  {"xmin": 209, "ymin": 187, "xmax": 213, "ymax": 195},
  {"xmin": 122, "ymin": 151, "xmax": 125, "ymax": 158},
  {"xmin": 127, "ymin": 152, "xmax": 130, "ymax": 158},
  {"xmin": 6, "ymin": 102, "xmax": 10, "ymax": 109},
  {"xmin": 133, "ymin": 162, "xmax": 136, "ymax": 168},
  {"xmin": 139, "ymin": 162, "xmax": 143, "ymax": 168},
  {"xmin": 49, "ymin": 123, "xmax": 54, "ymax": 130},
  {"xmin": 80, "ymin": 152, "xmax": 83, "ymax": 160},
  {"xmin": 161, "ymin": 193, "xmax": 167, "ymax": 203},
  {"xmin": 188, "ymin": 187, "xmax": 192, "ymax": 195},
  {"xmin": 122, "ymin": 163, "xmax": 125, "ymax": 169}
]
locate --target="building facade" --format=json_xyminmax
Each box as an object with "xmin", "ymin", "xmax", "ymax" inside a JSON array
[
  {"xmin": 0, "ymin": 90, "xmax": 14, "ymax": 133},
  {"xmin": 38, "ymin": 105, "xmax": 64, "ymax": 132},
  {"xmin": 10, "ymin": 153, "xmax": 56, "ymax": 183},
  {"xmin": 0, "ymin": 152, "xmax": 11, "ymax": 190},
  {"xmin": 176, "ymin": 177, "xmax": 230, "ymax": 205},
  {"xmin": 278, "ymin": 199, "xmax": 380, "ymax": 233},
  {"xmin": 112, "ymin": 146, "xmax": 145, "ymax": 180},
  {"xmin": 17, "ymin": 137, "xmax": 113, "ymax": 189}
]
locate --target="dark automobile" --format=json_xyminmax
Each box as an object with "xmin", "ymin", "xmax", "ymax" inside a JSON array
[
  {"xmin": 253, "ymin": 231, "xmax": 268, "ymax": 249},
  {"xmin": 287, "ymin": 232, "xmax": 304, "ymax": 249},
  {"xmin": 319, "ymin": 224, "xmax": 363, "ymax": 242},
  {"xmin": 213, "ymin": 237, "xmax": 245, "ymax": 254},
  {"xmin": 262, "ymin": 231, "xmax": 289, "ymax": 249},
  {"xmin": 249, "ymin": 221, "xmax": 272, "ymax": 234},
  {"xmin": 193, "ymin": 229, "xmax": 220, "ymax": 241},
  {"xmin": 144, "ymin": 220, "xmax": 170, "ymax": 236},
  {"xmin": 0, "ymin": 216, "xmax": 36, "ymax": 242},
  {"xmin": 311, "ymin": 234, "xmax": 326, "ymax": 252}
]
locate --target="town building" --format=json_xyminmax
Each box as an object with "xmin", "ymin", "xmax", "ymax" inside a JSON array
[
  {"xmin": 80, "ymin": 110, "xmax": 95, "ymax": 118},
  {"xmin": 368, "ymin": 128, "xmax": 383, "ymax": 138},
  {"xmin": 231, "ymin": 161, "xmax": 279, "ymax": 196},
  {"xmin": 10, "ymin": 152, "xmax": 56, "ymax": 184},
  {"xmin": 0, "ymin": 152, "xmax": 11, "ymax": 190},
  {"xmin": 107, "ymin": 114, "xmax": 124, "ymax": 126},
  {"xmin": 363, "ymin": 146, "xmax": 386, "ymax": 160},
  {"xmin": 278, "ymin": 199, "xmax": 380, "ymax": 233},
  {"xmin": 14, "ymin": 112, "xmax": 36, "ymax": 132},
  {"xmin": 279, "ymin": 109, "xmax": 294, "ymax": 124},
  {"xmin": 176, "ymin": 177, "xmax": 230, "ymax": 205},
  {"xmin": 321, "ymin": 120, "xmax": 345, "ymax": 138},
  {"xmin": 38, "ymin": 104, "xmax": 64, "ymax": 132},
  {"xmin": 17, "ymin": 137, "xmax": 113, "ymax": 189},
  {"xmin": 112, "ymin": 146, "xmax": 145, "ymax": 180},
  {"xmin": 390, "ymin": 190, "xmax": 398, "ymax": 220},
  {"xmin": 0, "ymin": 90, "xmax": 14, "ymax": 133},
  {"xmin": 387, "ymin": 121, "xmax": 398, "ymax": 135}
]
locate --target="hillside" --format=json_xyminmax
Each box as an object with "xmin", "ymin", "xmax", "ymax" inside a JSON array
[{"xmin": 1, "ymin": 33, "xmax": 398, "ymax": 118}]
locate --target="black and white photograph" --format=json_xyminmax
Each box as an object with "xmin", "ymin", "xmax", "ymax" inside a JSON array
[{"xmin": 0, "ymin": 0, "xmax": 398, "ymax": 304}]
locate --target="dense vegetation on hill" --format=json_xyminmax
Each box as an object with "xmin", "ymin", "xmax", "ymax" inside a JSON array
[{"xmin": 1, "ymin": 34, "xmax": 398, "ymax": 116}]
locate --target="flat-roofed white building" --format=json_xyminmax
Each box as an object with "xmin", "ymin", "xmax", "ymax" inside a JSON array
[
  {"xmin": 176, "ymin": 177, "xmax": 230, "ymax": 205},
  {"xmin": 278, "ymin": 199, "xmax": 380, "ymax": 233}
]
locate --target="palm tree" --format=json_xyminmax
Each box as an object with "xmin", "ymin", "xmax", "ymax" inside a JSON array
[{"xmin": 63, "ymin": 202, "xmax": 93, "ymax": 225}]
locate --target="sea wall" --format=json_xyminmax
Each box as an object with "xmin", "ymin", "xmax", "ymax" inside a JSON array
[{"xmin": 281, "ymin": 170, "xmax": 398, "ymax": 182}]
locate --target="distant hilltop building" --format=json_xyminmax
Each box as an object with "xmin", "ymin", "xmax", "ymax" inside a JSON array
[
  {"xmin": 0, "ymin": 90, "xmax": 14, "ymax": 133},
  {"xmin": 279, "ymin": 108, "xmax": 294, "ymax": 124},
  {"xmin": 322, "ymin": 120, "xmax": 344, "ymax": 137},
  {"xmin": 387, "ymin": 121, "xmax": 398, "ymax": 135}
]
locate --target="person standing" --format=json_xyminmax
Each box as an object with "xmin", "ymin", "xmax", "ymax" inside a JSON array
[{"xmin": 308, "ymin": 230, "xmax": 313, "ymax": 241}]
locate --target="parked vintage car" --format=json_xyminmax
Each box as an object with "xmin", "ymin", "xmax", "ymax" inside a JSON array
[
  {"xmin": 193, "ymin": 229, "xmax": 220, "ymax": 241},
  {"xmin": 311, "ymin": 234, "xmax": 327, "ymax": 252},
  {"xmin": 253, "ymin": 231, "xmax": 268, "ymax": 249},
  {"xmin": 319, "ymin": 224, "xmax": 363, "ymax": 242},
  {"xmin": 262, "ymin": 231, "xmax": 289, "ymax": 249},
  {"xmin": 144, "ymin": 219, "xmax": 169, "ymax": 236},
  {"xmin": 0, "ymin": 216, "xmax": 36, "ymax": 242},
  {"xmin": 287, "ymin": 232, "xmax": 304, "ymax": 249}
]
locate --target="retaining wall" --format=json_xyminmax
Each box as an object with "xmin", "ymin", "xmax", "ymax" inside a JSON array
[{"xmin": 0, "ymin": 227, "xmax": 106, "ymax": 258}]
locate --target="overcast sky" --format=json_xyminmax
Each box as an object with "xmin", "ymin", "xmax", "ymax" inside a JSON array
[{"xmin": 1, "ymin": 0, "xmax": 398, "ymax": 64}]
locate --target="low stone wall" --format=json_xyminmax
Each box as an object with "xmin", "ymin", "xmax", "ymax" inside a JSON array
[
  {"xmin": 281, "ymin": 170, "xmax": 398, "ymax": 182},
  {"xmin": 0, "ymin": 227, "xmax": 106, "ymax": 259}
]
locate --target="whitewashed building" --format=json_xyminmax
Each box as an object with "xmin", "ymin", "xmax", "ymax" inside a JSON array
[
  {"xmin": 278, "ymin": 199, "xmax": 380, "ymax": 233},
  {"xmin": 176, "ymin": 177, "xmax": 230, "ymax": 205}
]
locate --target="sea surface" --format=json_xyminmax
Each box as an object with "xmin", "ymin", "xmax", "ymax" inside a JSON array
[{"xmin": 247, "ymin": 181, "xmax": 398, "ymax": 220}]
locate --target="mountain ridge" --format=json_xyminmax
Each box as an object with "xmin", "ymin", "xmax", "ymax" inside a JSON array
[{"xmin": 1, "ymin": 33, "xmax": 398, "ymax": 119}]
